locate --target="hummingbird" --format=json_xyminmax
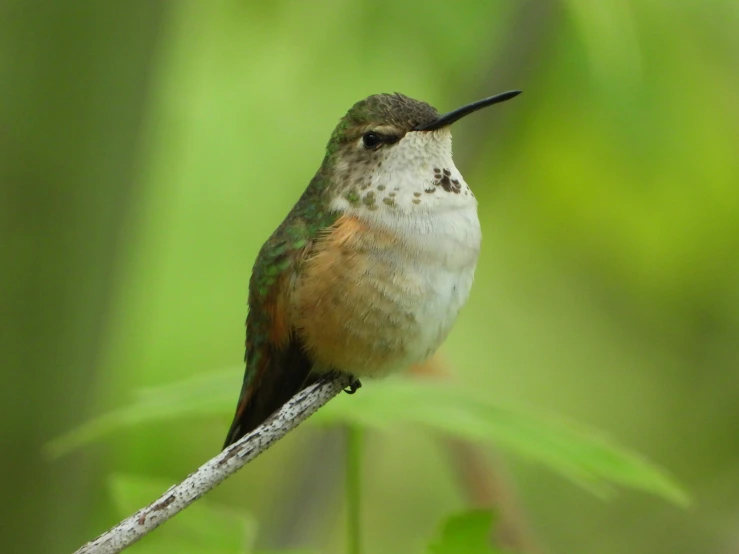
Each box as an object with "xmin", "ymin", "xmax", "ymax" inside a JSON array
[{"xmin": 223, "ymin": 90, "xmax": 521, "ymax": 448}]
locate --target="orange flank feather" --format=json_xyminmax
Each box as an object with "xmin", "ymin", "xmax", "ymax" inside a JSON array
[{"xmin": 292, "ymin": 214, "xmax": 415, "ymax": 377}]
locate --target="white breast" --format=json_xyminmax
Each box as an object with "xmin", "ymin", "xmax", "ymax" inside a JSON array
[{"xmin": 401, "ymin": 211, "xmax": 480, "ymax": 365}]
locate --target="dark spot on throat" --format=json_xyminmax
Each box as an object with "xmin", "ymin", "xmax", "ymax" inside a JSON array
[{"xmin": 435, "ymin": 170, "xmax": 462, "ymax": 194}]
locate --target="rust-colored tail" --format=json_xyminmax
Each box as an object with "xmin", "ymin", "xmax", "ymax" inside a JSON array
[{"xmin": 222, "ymin": 343, "xmax": 316, "ymax": 449}]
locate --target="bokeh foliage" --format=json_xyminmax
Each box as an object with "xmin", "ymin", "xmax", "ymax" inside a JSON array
[{"xmin": 2, "ymin": 0, "xmax": 738, "ymax": 553}]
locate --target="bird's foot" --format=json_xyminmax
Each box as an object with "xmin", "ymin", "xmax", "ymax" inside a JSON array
[{"xmin": 344, "ymin": 376, "xmax": 362, "ymax": 395}]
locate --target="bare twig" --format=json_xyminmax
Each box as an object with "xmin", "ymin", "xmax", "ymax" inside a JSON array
[{"xmin": 72, "ymin": 373, "xmax": 354, "ymax": 554}]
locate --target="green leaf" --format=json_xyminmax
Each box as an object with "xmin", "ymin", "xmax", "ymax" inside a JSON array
[
  {"xmin": 48, "ymin": 369, "xmax": 689, "ymax": 505},
  {"xmin": 108, "ymin": 473, "xmax": 256, "ymax": 554},
  {"xmin": 45, "ymin": 367, "xmax": 242, "ymax": 457},
  {"xmin": 428, "ymin": 510, "xmax": 504, "ymax": 554},
  {"xmin": 255, "ymin": 551, "xmax": 318, "ymax": 554},
  {"xmin": 314, "ymin": 378, "xmax": 689, "ymax": 506}
]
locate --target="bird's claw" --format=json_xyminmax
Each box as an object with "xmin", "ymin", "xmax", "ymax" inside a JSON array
[{"xmin": 344, "ymin": 377, "xmax": 362, "ymax": 395}]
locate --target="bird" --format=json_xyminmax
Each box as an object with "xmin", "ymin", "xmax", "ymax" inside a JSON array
[{"xmin": 223, "ymin": 90, "xmax": 521, "ymax": 449}]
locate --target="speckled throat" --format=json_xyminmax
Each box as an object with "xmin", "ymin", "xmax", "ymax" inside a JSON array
[{"xmin": 329, "ymin": 128, "xmax": 480, "ymax": 248}]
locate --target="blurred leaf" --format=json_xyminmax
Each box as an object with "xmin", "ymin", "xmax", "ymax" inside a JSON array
[
  {"xmin": 316, "ymin": 378, "xmax": 689, "ymax": 506},
  {"xmin": 50, "ymin": 370, "xmax": 688, "ymax": 505},
  {"xmin": 255, "ymin": 551, "xmax": 317, "ymax": 554},
  {"xmin": 45, "ymin": 367, "xmax": 241, "ymax": 457},
  {"xmin": 109, "ymin": 473, "xmax": 256, "ymax": 554},
  {"xmin": 427, "ymin": 510, "xmax": 504, "ymax": 554}
]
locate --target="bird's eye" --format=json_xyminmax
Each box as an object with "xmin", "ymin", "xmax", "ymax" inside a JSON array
[{"xmin": 362, "ymin": 132, "xmax": 383, "ymax": 149}]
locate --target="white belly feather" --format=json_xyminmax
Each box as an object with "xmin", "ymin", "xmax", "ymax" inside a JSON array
[{"xmin": 385, "ymin": 205, "xmax": 480, "ymax": 368}]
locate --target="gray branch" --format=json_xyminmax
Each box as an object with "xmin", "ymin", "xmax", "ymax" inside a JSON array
[{"xmin": 72, "ymin": 373, "xmax": 353, "ymax": 554}]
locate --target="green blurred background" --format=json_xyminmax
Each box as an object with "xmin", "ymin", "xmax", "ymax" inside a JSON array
[{"xmin": 2, "ymin": 1, "xmax": 738, "ymax": 553}]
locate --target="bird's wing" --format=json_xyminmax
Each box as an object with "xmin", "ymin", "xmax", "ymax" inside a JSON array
[{"xmin": 222, "ymin": 222, "xmax": 319, "ymax": 449}]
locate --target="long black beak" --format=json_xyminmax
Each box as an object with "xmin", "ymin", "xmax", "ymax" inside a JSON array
[{"xmin": 414, "ymin": 90, "xmax": 522, "ymax": 132}]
